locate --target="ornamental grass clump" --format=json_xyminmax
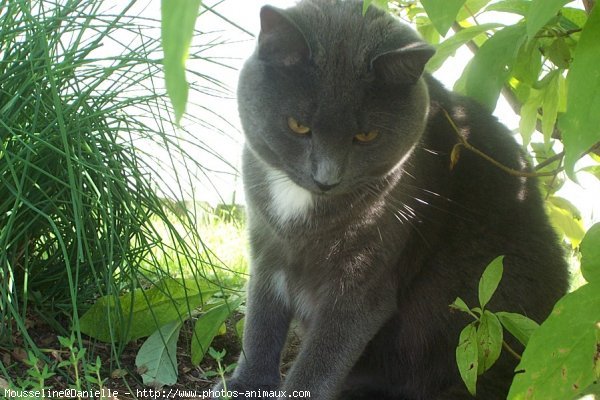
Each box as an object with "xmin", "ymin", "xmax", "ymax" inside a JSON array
[{"xmin": 0, "ymin": 0, "xmax": 235, "ymax": 349}]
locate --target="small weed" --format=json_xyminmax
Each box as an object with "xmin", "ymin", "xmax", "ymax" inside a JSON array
[
  {"xmin": 4, "ymin": 336, "xmax": 112, "ymax": 400},
  {"xmin": 57, "ymin": 335, "xmax": 87, "ymax": 394},
  {"xmin": 205, "ymin": 347, "xmax": 237, "ymax": 395},
  {"xmin": 15, "ymin": 351, "xmax": 55, "ymax": 395}
]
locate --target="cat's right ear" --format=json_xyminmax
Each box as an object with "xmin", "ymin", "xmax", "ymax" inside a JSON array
[
  {"xmin": 371, "ymin": 42, "xmax": 435, "ymax": 85},
  {"xmin": 258, "ymin": 6, "xmax": 310, "ymax": 66}
]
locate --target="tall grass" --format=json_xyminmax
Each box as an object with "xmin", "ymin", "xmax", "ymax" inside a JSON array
[{"xmin": 0, "ymin": 0, "xmax": 244, "ymax": 368}]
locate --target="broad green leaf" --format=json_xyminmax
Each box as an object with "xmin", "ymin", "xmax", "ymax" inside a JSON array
[
  {"xmin": 557, "ymin": 68, "xmax": 567, "ymax": 112},
  {"xmin": 416, "ymin": 17, "xmax": 440, "ymax": 45},
  {"xmin": 541, "ymin": 70, "xmax": 561, "ymax": 144},
  {"xmin": 519, "ymin": 88, "xmax": 542, "ymax": 147},
  {"xmin": 479, "ymin": 256, "xmax": 504, "ymax": 309},
  {"xmin": 135, "ymin": 320, "xmax": 182, "ymax": 387},
  {"xmin": 545, "ymin": 196, "xmax": 585, "ymax": 247},
  {"xmin": 456, "ymin": 0, "xmax": 493, "ymax": 22},
  {"xmin": 80, "ymin": 278, "xmax": 212, "ymax": 342},
  {"xmin": 476, "ymin": 311, "xmax": 503, "ymax": 374},
  {"xmin": 580, "ymin": 223, "xmax": 600, "ymax": 283},
  {"xmin": 485, "ymin": 0, "xmax": 531, "ymax": 16},
  {"xmin": 191, "ymin": 296, "xmax": 243, "ymax": 365},
  {"xmin": 526, "ymin": 0, "xmax": 571, "ymax": 39},
  {"xmin": 497, "ymin": 311, "xmax": 539, "ymax": 346},
  {"xmin": 463, "ymin": 24, "xmax": 527, "ymax": 111},
  {"xmin": 546, "ymin": 38, "xmax": 571, "ymax": 69},
  {"xmin": 421, "ymin": 0, "xmax": 467, "ymax": 37},
  {"xmin": 456, "ymin": 323, "xmax": 479, "ymax": 396},
  {"xmin": 561, "ymin": 7, "xmax": 588, "ymax": 28},
  {"xmin": 426, "ymin": 23, "xmax": 503, "ymax": 72},
  {"xmin": 363, "ymin": 0, "xmax": 388, "ymax": 14},
  {"xmin": 454, "ymin": 58, "xmax": 473, "ymax": 94},
  {"xmin": 161, "ymin": 0, "xmax": 202, "ymax": 124},
  {"xmin": 508, "ymin": 283, "xmax": 600, "ymax": 400},
  {"xmin": 559, "ymin": 5, "xmax": 600, "ymax": 178},
  {"xmin": 512, "ymin": 39, "xmax": 543, "ymax": 86}
]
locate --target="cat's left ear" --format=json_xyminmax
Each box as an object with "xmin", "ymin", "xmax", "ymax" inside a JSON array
[
  {"xmin": 258, "ymin": 6, "xmax": 310, "ymax": 66},
  {"xmin": 370, "ymin": 42, "xmax": 435, "ymax": 85}
]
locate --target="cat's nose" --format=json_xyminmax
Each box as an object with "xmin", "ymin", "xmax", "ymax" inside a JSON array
[{"xmin": 313, "ymin": 178, "xmax": 339, "ymax": 192}]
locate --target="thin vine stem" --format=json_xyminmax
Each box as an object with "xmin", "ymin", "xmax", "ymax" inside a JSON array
[
  {"xmin": 503, "ymin": 340, "xmax": 522, "ymax": 361},
  {"xmin": 442, "ymin": 108, "xmax": 562, "ymax": 178}
]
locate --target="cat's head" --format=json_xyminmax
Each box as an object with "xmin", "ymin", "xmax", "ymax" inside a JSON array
[{"xmin": 238, "ymin": 0, "xmax": 434, "ymax": 196}]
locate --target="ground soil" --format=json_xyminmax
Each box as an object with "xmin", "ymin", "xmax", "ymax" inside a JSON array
[{"xmin": 1, "ymin": 313, "xmax": 300, "ymax": 400}]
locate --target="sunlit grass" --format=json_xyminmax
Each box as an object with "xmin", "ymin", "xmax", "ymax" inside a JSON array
[{"xmin": 0, "ymin": 0, "xmax": 247, "ymax": 392}]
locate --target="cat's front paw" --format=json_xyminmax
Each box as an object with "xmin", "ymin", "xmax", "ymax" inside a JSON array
[{"xmin": 211, "ymin": 379, "xmax": 279, "ymax": 399}]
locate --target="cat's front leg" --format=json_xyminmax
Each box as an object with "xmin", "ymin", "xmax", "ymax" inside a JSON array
[
  {"xmin": 279, "ymin": 285, "xmax": 396, "ymax": 400},
  {"xmin": 212, "ymin": 269, "xmax": 292, "ymax": 398}
]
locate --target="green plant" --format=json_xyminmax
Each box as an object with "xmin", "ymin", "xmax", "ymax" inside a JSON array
[
  {"xmin": 2, "ymin": 335, "xmax": 116, "ymax": 400},
  {"xmin": 79, "ymin": 275, "xmax": 243, "ymax": 387},
  {"xmin": 205, "ymin": 347, "xmax": 236, "ymax": 398},
  {"xmin": 57, "ymin": 334, "xmax": 87, "ymax": 395},
  {"xmin": 16, "ymin": 351, "xmax": 55, "ymax": 396},
  {"xmin": 1, "ymin": 0, "xmax": 244, "ymax": 391},
  {"xmin": 453, "ymin": 224, "xmax": 600, "ymax": 399}
]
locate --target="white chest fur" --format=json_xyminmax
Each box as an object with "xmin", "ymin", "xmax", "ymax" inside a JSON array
[
  {"xmin": 266, "ymin": 167, "xmax": 313, "ymax": 223},
  {"xmin": 270, "ymin": 270, "xmax": 314, "ymax": 322}
]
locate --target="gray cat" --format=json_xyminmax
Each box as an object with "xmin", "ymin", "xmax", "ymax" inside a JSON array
[{"xmin": 214, "ymin": 1, "xmax": 569, "ymax": 399}]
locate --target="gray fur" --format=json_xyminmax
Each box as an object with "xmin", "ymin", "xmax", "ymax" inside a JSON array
[{"xmin": 213, "ymin": 1, "xmax": 569, "ymax": 399}]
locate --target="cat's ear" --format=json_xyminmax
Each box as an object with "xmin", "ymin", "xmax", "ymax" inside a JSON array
[
  {"xmin": 258, "ymin": 6, "xmax": 310, "ymax": 66},
  {"xmin": 371, "ymin": 42, "xmax": 435, "ymax": 85}
]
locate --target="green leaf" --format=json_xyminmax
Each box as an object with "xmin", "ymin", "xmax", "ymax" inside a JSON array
[
  {"xmin": 545, "ymin": 196, "xmax": 585, "ymax": 247},
  {"xmin": 541, "ymin": 70, "xmax": 561, "ymax": 144},
  {"xmin": 191, "ymin": 296, "xmax": 243, "ymax": 365},
  {"xmin": 80, "ymin": 278, "xmax": 211, "ymax": 342},
  {"xmin": 235, "ymin": 317, "xmax": 245, "ymax": 339},
  {"xmin": 559, "ymin": 5, "xmax": 600, "ymax": 179},
  {"xmin": 580, "ymin": 223, "xmax": 600, "ymax": 283},
  {"xmin": 526, "ymin": 0, "xmax": 571, "ymax": 39},
  {"xmin": 426, "ymin": 23, "xmax": 503, "ymax": 72},
  {"xmin": 546, "ymin": 38, "xmax": 571, "ymax": 69},
  {"xmin": 456, "ymin": 323, "xmax": 479, "ymax": 396},
  {"xmin": 497, "ymin": 311, "xmax": 539, "ymax": 346},
  {"xmin": 561, "ymin": 7, "xmax": 588, "ymax": 28},
  {"xmin": 479, "ymin": 256, "xmax": 504, "ymax": 309},
  {"xmin": 476, "ymin": 311, "xmax": 504, "ymax": 374},
  {"xmin": 135, "ymin": 320, "xmax": 182, "ymax": 387},
  {"xmin": 519, "ymin": 88, "xmax": 542, "ymax": 147},
  {"xmin": 485, "ymin": 0, "xmax": 531, "ymax": 16},
  {"xmin": 451, "ymin": 297, "xmax": 473, "ymax": 315},
  {"xmin": 512, "ymin": 39, "xmax": 543, "ymax": 85},
  {"xmin": 363, "ymin": 0, "xmax": 388, "ymax": 14},
  {"xmin": 463, "ymin": 24, "xmax": 527, "ymax": 111},
  {"xmin": 161, "ymin": 0, "xmax": 202, "ymax": 124},
  {"xmin": 421, "ymin": 0, "xmax": 467, "ymax": 36},
  {"xmin": 416, "ymin": 17, "xmax": 441, "ymax": 45},
  {"xmin": 456, "ymin": 0, "xmax": 493, "ymax": 22},
  {"xmin": 581, "ymin": 165, "xmax": 600, "ymax": 182},
  {"xmin": 508, "ymin": 283, "xmax": 600, "ymax": 400}
]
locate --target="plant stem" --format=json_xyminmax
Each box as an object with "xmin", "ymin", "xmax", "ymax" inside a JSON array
[
  {"xmin": 502, "ymin": 340, "xmax": 522, "ymax": 361},
  {"xmin": 442, "ymin": 108, "xmax": 562, "ymax": 178}
]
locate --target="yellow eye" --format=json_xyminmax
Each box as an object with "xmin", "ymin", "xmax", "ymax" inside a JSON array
[
  {"xmin": 287, "ymin": 117, "xmax": 311, "ymax": 135},
  {"xmin": 354, "ymin": 130, "xmax": 379, "ymax": 143}
]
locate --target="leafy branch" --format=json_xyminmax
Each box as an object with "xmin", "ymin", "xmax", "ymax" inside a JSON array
[{"xmin": 443, "ymin": 108, "xmax": 561, "ymax": 178}]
